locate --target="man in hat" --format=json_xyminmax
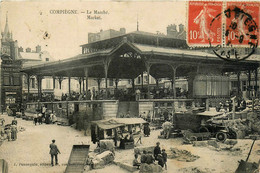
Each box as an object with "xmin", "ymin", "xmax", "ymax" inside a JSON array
[
  {"xmin": 49, "ymin": 139, "xmax": 61, "ymax": 166},
  {"xmin": 154, "ymin": 142, "xmax": 161, "ymax": 160}
]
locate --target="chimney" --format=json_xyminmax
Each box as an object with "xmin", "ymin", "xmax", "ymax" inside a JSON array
[
  {"xmin": 179, "ymin": 24, "xmax": 184, "ymax": 33},
  {"xmin": 18, "ymin": 46, "xmax": 23, "ymax": 52},
  {"xmin": 167, "ymin": 24, "xmax": 177, "ymax": 38},
  {"xmin": 120, "ymin": 28, "xmax": 126, "ymax": 34},
  {"xmin": 26, "ymin": 47, "xmax": 31, "ymax": 52},
  {"xmin": 36, "ymin": 45, "xmax": 41, "ymax": 53}
]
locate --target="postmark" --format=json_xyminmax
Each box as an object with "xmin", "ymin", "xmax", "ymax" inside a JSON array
[
  {"xmin": 225, "ymin": 2, "xmax": 259, "ymax": 47},
  {"xmin": 188, "ymin": 1, "xmax": 259, "ymax": 61}
]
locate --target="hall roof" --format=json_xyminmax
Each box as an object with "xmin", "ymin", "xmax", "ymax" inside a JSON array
[
  {"xmin": 21, "ymin": 32, "xmax": 260, "ymax": 79},
  {"xmin": 92, "ymin": 118, "xmax": 148, "ymax": 130}
]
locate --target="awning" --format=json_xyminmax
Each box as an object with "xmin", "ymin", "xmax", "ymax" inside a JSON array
[{"xmin": 91, "ymin": 118, "xmax": 148, "ymax": 130}]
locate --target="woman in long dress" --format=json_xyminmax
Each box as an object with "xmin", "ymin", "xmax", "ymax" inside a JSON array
[{"xmin": 11, "ymin": 125, "xmax": 17, "ymax": 141}]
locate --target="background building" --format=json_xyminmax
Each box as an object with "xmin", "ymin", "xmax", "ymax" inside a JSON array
[
  {"xmin": 19, "ymin": 45, "xmax": 55, "ymax": 101},
  {"xmin": 0, "ymin": 14, "xmax": 55, "ymax": 108},
  {"xmin": 88, "ymin": 28, "xmax": 126, "ymax": 43},
  {"xmin": 0, "ymin": 15, "xmax": 22, "ymax": 109}
]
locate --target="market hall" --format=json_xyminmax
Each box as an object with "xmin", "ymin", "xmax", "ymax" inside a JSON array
[{"xmin": 20, "ymin": 31, "xmax": 259, "ymax": 125}]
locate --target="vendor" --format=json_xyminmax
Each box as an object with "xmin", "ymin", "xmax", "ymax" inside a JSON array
[
  {"xmin": 119, "ymin": 134, "xmax": 125, "ymax": 149},
  {"xmin": 143, "ymin": 124, "xmax": 150, "ymax": 137}
]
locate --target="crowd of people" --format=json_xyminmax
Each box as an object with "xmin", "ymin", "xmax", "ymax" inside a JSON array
[
  {"xmin": 216, "ymin": 97, "xmax": 247, "ymax": 112},
  {"xmin": 24, "ymin": 86, "xmax": 188, "ymax": 103},
  {"xmin": 33, "ymin": 106, "xmax": 57, "ymax": 125},
  {"xmin": 0, "ymin": 117, "xmax": 18, "ymax": 142},
  {"xmin": 61, "ymin": 89, "xmax": 137, "ymax": 101},
  {"xmin": 133, "ymin": 142, "xmax": 167, "ymax": 170}
]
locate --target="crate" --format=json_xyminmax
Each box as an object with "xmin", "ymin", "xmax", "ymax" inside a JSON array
[{"xmin": 124, "ymin": 142, "xmax": 134, "ymax": 149}]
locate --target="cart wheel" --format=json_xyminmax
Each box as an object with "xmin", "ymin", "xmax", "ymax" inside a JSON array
[{"xmin": 216, "ymin": 132, "xmax": 227, "ymax": 142}]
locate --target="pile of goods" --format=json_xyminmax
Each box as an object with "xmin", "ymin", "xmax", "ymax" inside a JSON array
[
  {"xmin": 168, "ymin": 148, "xmax": 200, "ymax": 162},
  {"xmin": 223, "ymin": 120, "xmax": 249, "ymax": 139},
  {"xmin": 88, "ymin": 151, "xmax": 115, "ymax": 169},
  {"xmin": 139, "ymin": 163, "xmax": 163, "ymax": 173},
  {"xmin": 247, "ymin": 113, "xmax": 260, "ymax": 134}
]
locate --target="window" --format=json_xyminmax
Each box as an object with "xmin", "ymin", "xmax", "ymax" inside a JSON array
[
  {"xmin": 9, "ymin": 76, "xmax": 14, "ymax": 85},
  {"xmin": 4, "ymin": 75, "xmax": 10, "ymax": 85},
  {"xmin": 24, "ymin": 76, "xmax": 28, "ymax": 85},
  {"xmin": 31, "ymin": 78, "xmax": 35, "ymax": 88},
  {"xmin": 55, "ymin": 80, "xmax": 59, "ymax": 88},
  {"xmin": 109, "ymin": 79, "xmax": 113, "ymax": 86},
  {"xmin": 145, "ymin": 76, "xmax": 148, "ymax": 82},
  {"xmin": 242, "ymin": 81, "xmax": 247, "ymax": 91},
  {"xmin": 46, "ymin": 79, "xmax": 51, "ymax": 89},
  {"xmin": 13, "ymin": 73, "xmax": 20, "ymax": 86},
  {"xmin": 137, "ymin": 77, "xmax": 141, "ymax": 84},
  {"xmin": 45, "ymin": 58, "xmax": 49, "ymax": 62},
  {"xmin": 231, "ymin": 81, "xmax": 238, "ymax": 88}
]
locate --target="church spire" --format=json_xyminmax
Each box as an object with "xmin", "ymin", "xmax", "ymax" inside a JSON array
[
  {"xmin": 4, "ymin": 12, "xmax": 10, "ymax": 35},
  {"xmin": 2, "ymin": 11, "xmax": 12, "ymax": 41}
]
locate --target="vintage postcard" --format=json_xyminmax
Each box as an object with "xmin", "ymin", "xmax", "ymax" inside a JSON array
[{"xmin": 0, "ymin": 0, "xmax": 260, "ymax": 173}]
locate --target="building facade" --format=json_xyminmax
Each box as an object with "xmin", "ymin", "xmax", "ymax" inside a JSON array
[
  {"xmin": 0, "ymin": 15, "xmax": 22, "ymax": 109},
  {"xmin": 19, "ymin": 45, "xmax": 55, "ymax": 102},
  {"xmin": 0, "ymin": 14, "xmax": 55, "ymax": 107}
]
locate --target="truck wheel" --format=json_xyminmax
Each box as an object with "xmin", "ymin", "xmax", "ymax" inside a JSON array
[{"xmin": 216, "ymin": 132, "xmax": 227, "ymax": 142}]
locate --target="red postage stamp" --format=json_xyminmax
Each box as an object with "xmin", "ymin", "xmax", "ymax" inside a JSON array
[
  {"xmin": 187, "ymin": 1, "xmax": 223, "ymax": 46},
  {"xmin": 225, "ymin": 2, "xmax": 259, "ymax": 47},
  {"xmin": 188, "ymin": 1, "xmax": 259, "ymax": 61}
]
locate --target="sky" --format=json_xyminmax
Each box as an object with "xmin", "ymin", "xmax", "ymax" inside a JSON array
[{"xmin": 0, "ymin": 1, "xmax": 186, "ymax": 60}]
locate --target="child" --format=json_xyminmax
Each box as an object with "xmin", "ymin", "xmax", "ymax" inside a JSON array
[
  {"xmin": 34, "ymin": 113, "xmax": 38, "ymax": 125},
  {"xmin": 133, "ymin": 154, "xmax": 141, "ymax": 169},
  {"xmin": 157, "ymin": 154, "xmax": 164, "ymax": 167},
  {"xmin": 162, "ymin": 149, "xmax": 167, "ymax": 170},
  {"xmin": 5, "ymin": 128, "xmax": 11, "ymax": 141}
]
